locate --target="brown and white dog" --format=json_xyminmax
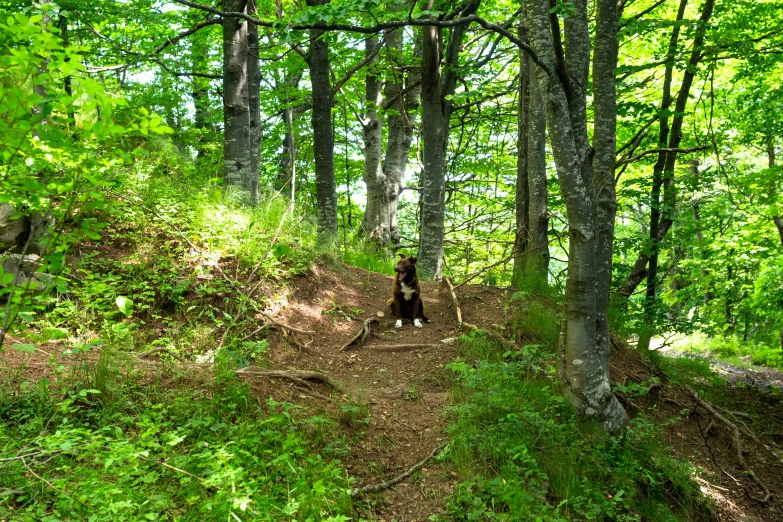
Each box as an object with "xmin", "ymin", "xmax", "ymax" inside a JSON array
[{"xmin": 387, "ymin": 254, "xmax": 429, "ymax": 328}]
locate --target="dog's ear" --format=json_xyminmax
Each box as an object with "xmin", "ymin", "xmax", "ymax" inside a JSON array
[
  {"xmin": 398, "ymin": 253, "xmax": 407, "ymax": 259},
  {"xmin": 409, "ymin": 256, "xmax": 417, "ymax": 265}
]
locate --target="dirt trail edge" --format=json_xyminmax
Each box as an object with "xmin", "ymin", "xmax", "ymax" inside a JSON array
[{"xmin": 263, "ymin": 264, "xmax": 509, "ymax": 521}]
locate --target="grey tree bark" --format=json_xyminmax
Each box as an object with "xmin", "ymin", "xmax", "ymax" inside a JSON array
[
  {"xmin": 360, "ymin": 35, "xmax": 386, "ymax": 243},
  {"xmin": 527, "ymin": 0, "xmax": 627, "ymax": 431},
  {"xmin": 513, "ymin": 46, "xmax": 531, "ymax": 286},
  {"xmin": 361, "ymin": 23, "xmax": 422, "ymax": 248},
  {"xmin": 306, "ymin": 0, "xmax": 338, "ymax": 250},
  {"xmin": 246, "ymin": 0, "xmax": 261, "ymax": 204},
  {"xmin": 513, "ymin": 35, "xmax": 548, "ymax": 289},
  {"xmin": 418, "ymin": 0, "xmax": 479, "ymax": 280},
  {"xmin": 222, "ymin": 0, "xmax": 250, "ymax": 193},
  {"xmin": 526, "ymin": 65, "xmax": 549, "ymax": 282}
]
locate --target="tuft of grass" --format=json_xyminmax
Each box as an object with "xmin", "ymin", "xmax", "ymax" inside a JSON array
[
  {"xmin": 507, "ymin": 291, "xmax": 562, "ymax": 350},
  {"xmin": 439, "ymin": 332, "xmax": 713, "ymax": 522},
  {"xmin": 341, "ymin": 239, "xmax": 395, "ymax": 275}
]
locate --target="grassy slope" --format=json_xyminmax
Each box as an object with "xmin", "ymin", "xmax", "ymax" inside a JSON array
[{"xmin": 0, "ymin": 145, "xmax": 748, "ymax": 521}]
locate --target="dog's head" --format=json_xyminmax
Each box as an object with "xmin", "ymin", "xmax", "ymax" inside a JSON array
[{"xmin": 394, "ymin": 254, "xmax": 418, "ymax": 283}]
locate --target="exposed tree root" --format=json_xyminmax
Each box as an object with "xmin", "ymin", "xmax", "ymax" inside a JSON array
[
  {"xmin": 364, "ymin": 343, "xmax": 441, "ymax": 353},
  {"xmin": 443, "ymin": 277, "xmax": 463, "ymax": 326},
  {"xmin": 685, "ymin": 385, "xmax": 773, "ymax": 504},
  {"xmin": 235, "ymin": 367, "xmax": 351, "ymax": 397},
  {"xmin": 350, "ymin": 441, "xmax": 449, "ymax": 498},
  {"xmin": 340, "ymin": 317, "xmax": 379, "ymax": 351}
]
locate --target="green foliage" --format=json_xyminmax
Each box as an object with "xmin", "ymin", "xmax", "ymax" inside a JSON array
[
  {"xmin": 440, "ymin": 334, "xmax": 712, "ymax": 521},
  {"xmin": 0, "ymin": 360, "xmax": 353, "ymax": 521},
  {"xmin": 675, "ymin": 333, "xmax": 783, "ymax": 370}
]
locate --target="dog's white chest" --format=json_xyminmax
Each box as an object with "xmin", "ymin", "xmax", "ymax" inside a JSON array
[{"xmin": 400, "ymin": 282, "xmax": 417, "ymax": 301}]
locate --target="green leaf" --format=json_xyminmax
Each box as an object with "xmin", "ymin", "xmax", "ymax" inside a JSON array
[
  {"xmin": 12, "ymin": 343, "xmax": 36, "ymax": 353},
  {"xmin": 116, "ymin": 296, "xmax": 134, "ymax": 317}
]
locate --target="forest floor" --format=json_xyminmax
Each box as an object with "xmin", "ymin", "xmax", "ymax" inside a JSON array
[{"xmin": 2, "ymin": 263, "xmax": 783, "ymax": 520}]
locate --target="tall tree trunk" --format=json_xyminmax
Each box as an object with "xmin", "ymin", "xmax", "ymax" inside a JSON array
[
  {"xmin": 360, "ymin": 35, "xmax": 386, "ymax": 243},
  {"xmin": 618, "ymin": 0, "xmax": 715, "ymax": 303},
  {"xmin": 306, "ymin": 0, "xmax": 338, "ymax": 250},
  {"xmin": 222, "ymin": 0, "xmax": 250, "ymax": 193},
  {"xmin": 418, "ymin": 0, "xmax": 479, "ymax": 280},
  {"xmin": 513, "ymin": 43, "xmax": 531, "ymax": 287},
  {"xmin": 513, "ymin": 37, "xmax": 548, "ymax": 289},
  {"xmin": 528, "ymin": 0, "xmax": 627, "ymax": 431},
  {"xmin": 418, "ymin": 20, "xmax": 448, "ymax": 280},
  {"xmin": 635, "ymin": 0, "xmax": 689, "ymax": 350},
  {"xmin": 767, "ymin": 136, "xmax": 783, "ymax": 351},
  {"xmin": 246, "ymin": 0, "xmax": 261, "ymax": 204},
  {"xmin": 526, "ymin": 67, "xmax": 549, "ymax": 282},
  {"xmin": 383, "ymin": 30, "xmax": 422, "ymax": 246},
  {"xmin": 362, "ymin": 22, "xmax": 422, "ymax": 248}
]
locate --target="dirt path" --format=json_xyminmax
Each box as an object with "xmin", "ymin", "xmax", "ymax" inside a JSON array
[
  {"xmin": 654, "ymin": 345, "xmax": 783, "ymax": 391},
  {"xmin": 263, "ymin": 264, "xmax": 509, "ymax": 520}
]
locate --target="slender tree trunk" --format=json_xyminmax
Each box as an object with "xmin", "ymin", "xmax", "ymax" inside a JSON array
[
  {"xmin": 635, "ymin": 0, "xmax": 689, "ymax": 349},
  {"xmin": 767, "ymin": 136, "xmax": 783, "ymax": 351},
  {"xmin": 222, "ymin": 0, "xmax": 250, "ymax": 192},
  {"xmin": 306, "ymin": 0, "xmax": 338, "ymax": 250},
  {"xmin": 246, "ymin": 0, "xmax": 261, "ymax": 204},
  {"xmin": 528, "ymin": 0, "xmax": 627, "ymax": 431},
  {"xmin": 513, "ymin": 44, "xmax": 531, "ymax": 287},
  {"xmin": 361, "ymin": 35, "xmax": 387, "ymax": 242},
  {"xmin": 418, "ymin": 0, "xmax": 479, "ymax": 280},
  {"xmin": 418, "ymin": 20, "xmax": 448, "ymax": 280},
  {"xmin": 618, "ymin": 0, "xmax": 715, "ymax": 303},
  {"xmin": 526, "ymin": 67, "xmax": 549, "ymax": 282}
]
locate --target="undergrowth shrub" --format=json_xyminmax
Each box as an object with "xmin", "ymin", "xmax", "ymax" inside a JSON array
[
  {"xmin": 441, "ymin": 333, "xmax": 712, "ymax": 521},
  {"xmin": 0, "ymin": 354, "xmax": 353, "ymax": 521}
]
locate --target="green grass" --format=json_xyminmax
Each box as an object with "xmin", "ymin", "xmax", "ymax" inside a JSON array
[
  {"xmin": 439, "ymin": 332, "xmax": 713, "ymax": 521},
  {"xmin": 0, "ymin": 352, "xmax": 354, "ymax": 521}
]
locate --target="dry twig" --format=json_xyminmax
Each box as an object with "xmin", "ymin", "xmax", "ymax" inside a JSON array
[
  {"xmin": 351, "ymin": 441, "xmax": 448, "ymax": 498},
  {"xmin": 340, "ymin": 317, "xmax": 379, "ymax": 351},
  {"xmin": 443, "ymin": 278, "xmax": 463, "ymax": 326}
]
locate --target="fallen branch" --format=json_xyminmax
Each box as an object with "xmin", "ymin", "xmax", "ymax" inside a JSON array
[
  {"xmin": 340, "ymin": 317, "xmax": 379, "ymax": 351},
  {"xmin": 351, "ymin": 441, "xmax": 449, "ymax": 498},
  {"xmin": 685, "ymin": 385, "xmax": 772, "ymax": 504},
  {"xmin": 365, "ymin": 343, "xmax": 440, "ymax": 353},
  {"xmin": 443, "ymin": 278, "xmax": 463, "ymax": 326}
]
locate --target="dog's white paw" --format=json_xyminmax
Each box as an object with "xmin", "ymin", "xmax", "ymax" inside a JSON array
[
  {"xmin": 413, "ymin": 318, "xmax": 422, "ymax": 328},
  {"xmin": 395, "ymin": 319, "xmax": 402, "ymax": 328}
]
